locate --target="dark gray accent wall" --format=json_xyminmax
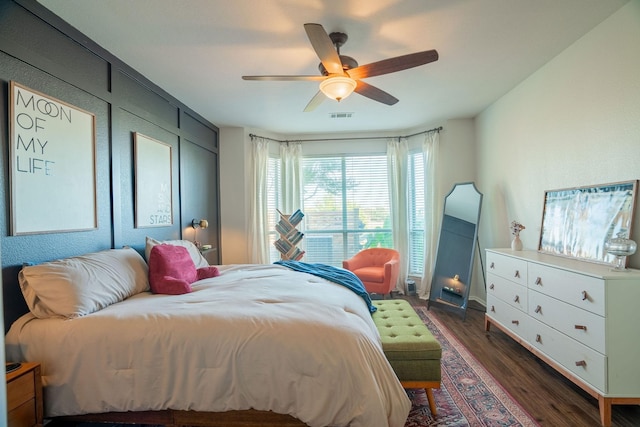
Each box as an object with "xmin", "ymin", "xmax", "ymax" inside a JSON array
[{"xmin": 0, "ymin": 0, "xmax": 221, "ymax": 330}]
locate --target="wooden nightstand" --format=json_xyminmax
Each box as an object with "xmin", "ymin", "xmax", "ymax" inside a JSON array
[{"xmin": 6, "ymin": 362, "xmax": 43, "ymax": 427}]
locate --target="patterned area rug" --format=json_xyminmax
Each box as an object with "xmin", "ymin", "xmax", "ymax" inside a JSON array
[
  {"xmin": 408, "ymin": 306, "xmax": 540, "ymax": 426},
  {"xmin": 49, "ymin": 307, "xmax": 539, "ymax": 427}
]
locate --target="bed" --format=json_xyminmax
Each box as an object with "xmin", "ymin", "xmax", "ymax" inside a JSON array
[{"xmin": 4, "ymin": 241, "xmax": 411, "ymax": 427}]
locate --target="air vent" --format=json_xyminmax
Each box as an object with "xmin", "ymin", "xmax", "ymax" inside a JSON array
[{"xmin": 329, "ymin": 112, "xmax": 354, "ymax": 119}]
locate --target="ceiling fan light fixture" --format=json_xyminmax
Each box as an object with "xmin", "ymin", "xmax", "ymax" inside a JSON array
[{"xmin": 319, "ymin": 76, "xmax": 357, "ymax": 102}]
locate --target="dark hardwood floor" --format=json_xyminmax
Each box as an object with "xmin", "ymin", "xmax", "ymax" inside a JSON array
[{"xmin": 411, "ymin": 297, "xmax": 640, "ymax": 427}]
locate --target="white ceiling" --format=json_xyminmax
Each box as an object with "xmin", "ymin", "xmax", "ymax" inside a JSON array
[{"xmin": 38, "ymin": 0, "xmax": 627, "ymax": 136}]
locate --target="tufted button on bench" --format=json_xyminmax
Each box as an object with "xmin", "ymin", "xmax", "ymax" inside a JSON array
[{"xmin": 372, "ymin": 299, "xmax": 442, "ymax": 417}]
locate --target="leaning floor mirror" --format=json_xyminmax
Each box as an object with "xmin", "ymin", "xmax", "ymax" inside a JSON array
[{"xmin": 427, "ymin": 182, "xmax": 483, "ymax": 320}]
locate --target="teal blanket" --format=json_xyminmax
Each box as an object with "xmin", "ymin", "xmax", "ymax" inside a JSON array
[{"xmin": 275, "ymin": 260, "xmax": 376, "ymax": 313}]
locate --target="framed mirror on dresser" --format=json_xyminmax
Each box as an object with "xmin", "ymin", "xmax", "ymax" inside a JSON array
[{"xmin": 538, "ymin": 180, "xmax": 638, "ymax": 266}]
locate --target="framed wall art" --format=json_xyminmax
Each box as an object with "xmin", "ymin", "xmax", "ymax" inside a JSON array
[
  {"xmin": 538, "ymin": 180, "xmax": 638, "ymax": 265},
  {"xmin": 9, "ymin": 81, "xmax": 97, "ymax": 235},
  {"xmin": 134, "ymin": 132, "xmax": 173, "ymax": 228}
]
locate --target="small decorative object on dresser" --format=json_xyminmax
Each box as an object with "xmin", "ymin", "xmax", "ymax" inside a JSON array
[
  {"xmin": 604, "ymin": 232, "xmax": 637, "ymax": 271},
  {"xmin": 485, "ymin": 249, "xmax": 640, "ymax": 427},
  {"xmin": 6, "ymin": 362, "xmax": 43, "ymax": 427},
  {"xmin": 510, "ymin": 221, "xmax": 525, "ymax": 251}
]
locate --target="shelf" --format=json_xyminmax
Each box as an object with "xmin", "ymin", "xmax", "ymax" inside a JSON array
[{"xmin": 275, "ymin": 210, "xmax": 304, "ymax": 261}]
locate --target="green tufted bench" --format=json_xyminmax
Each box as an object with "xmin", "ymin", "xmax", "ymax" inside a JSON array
[{"xmin": 372, "ymin": 299, "xmax": 442, "ymax": 417}]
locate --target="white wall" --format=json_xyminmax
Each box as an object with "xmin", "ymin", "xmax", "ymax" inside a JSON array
[
  {"xmin": 219, "ymin": 126, "xmax": 291, "ymax": 264},
  {"xmin": 475, "ymin": 0, "xmax": 640, "ymax": 304},
  {"xmin": 219, "ymin": 127, "xmax": 249, "ymax": 264}
]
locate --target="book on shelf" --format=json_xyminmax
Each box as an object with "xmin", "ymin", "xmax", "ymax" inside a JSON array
[
  {"xmin": 275, "ymin": 220, "xmax": 293, "ymax": 236},
  {"xmin": 274, "ymin": 238, "xmax": 292, "ymax": 254},
  {"xmin": 288, "ymin": 209, "xmax": 304, "ymax": 226},
  {"xmin": 289, "ymin": 231, "xmax": 304, "ymax": 245},
  {"xmin": 289, "ymin": 247, "xmax": 305, "ymax": 261},
  {"xmin": 283, "ymin": 226, "xmax": 299, "ymax": 239}
]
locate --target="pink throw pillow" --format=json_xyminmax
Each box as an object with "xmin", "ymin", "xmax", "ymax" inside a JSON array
[
  {"xmin": 148, "ymin": 244, "xmax": 197, "ymax": 295},
  {"xmin": 197, "ymin": 266, "xmax": 220, "ymax": 281},
  {"xmin": 148, "ymin": 244, "xmax": 220, "ymax": 295}
]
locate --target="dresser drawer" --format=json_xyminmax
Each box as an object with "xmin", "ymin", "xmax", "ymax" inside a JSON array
[
  {"xmin": 528, "ymin": 262, "xmax": 605, "ymax": 316},
  {"xmin": 529, "ymin": 317, "xmax": 606, "ymax": 392},
  {"xmin": 486, "ymin": 273, "xmax": 527, "ymax": 312},
  {"xmin": 487, "ymin": 252, "xmax": 527, "ymax": 286},
  {"xmin": 528, "ymin": 289, "xmax": 605, "ymax": 353},
  {"xmin": 486, "ymin": 294, "xmax": 528, "ymax": 337}
]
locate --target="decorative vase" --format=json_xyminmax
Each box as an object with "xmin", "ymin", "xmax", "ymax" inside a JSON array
[
  {"xmin": 511, "ymin": 235, "xmax": 523, "ymax": 251},
  {"xmin": 604, "ymin": 232, "xmax": 637, "ymax": 271}
]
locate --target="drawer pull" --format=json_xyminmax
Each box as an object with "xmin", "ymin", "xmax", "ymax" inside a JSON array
[
  {"xmin": 575, "ymin": 360, "xmax": 587, "ymax": 367},
  {"xmin": 490, "ymin": 305, "xmax": 495, "ymax": 312},
  {"xmin": 490, "ymin": 262, "xmax": 495, "ymax": 269},
  {"xmin": 574, "ymin": 325, "xmax": 587, "ymax": 331},
  {"xmin": 581, "ymin": 290, "xmax": 588, "ymax": 301},
  {"xmin": 489, "ymin": 283, "xmax": 495, "ymax": 290},
  {"xmin": 534, "ymin": 305, "xmax": 542, "ymax": 314},
  {"xmin": 511, "ymin": 320, "xmax": 519, "ymax": 325},
  {"xmin": 534, "ymin": 277, "xmax": 542, "ymax": 286},
  {"xmin": 535, "ymin": 334, "xmax": 541, "ymax": 343},
  {"xmin": 514, "ymin": 270, "xmax": 520, "ymax": 278},
  {"xmin": 513, "ymin": 295, "xmax": 520, "ymax": 303}
]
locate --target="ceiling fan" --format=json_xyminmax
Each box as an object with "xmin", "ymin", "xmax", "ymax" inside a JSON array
[{"xmin": 242, "ymin": 23, "xmax": 439, "ymax": 112}]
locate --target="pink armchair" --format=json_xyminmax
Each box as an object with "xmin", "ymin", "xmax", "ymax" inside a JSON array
[{"xmin": 342, "ymin": 248, "xmax": 400, "ymax": 298}]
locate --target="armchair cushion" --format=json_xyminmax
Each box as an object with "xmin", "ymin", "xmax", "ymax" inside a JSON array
[{"xmin": 353, "ymin": 266, "xmax": 386, "ymax": 283}]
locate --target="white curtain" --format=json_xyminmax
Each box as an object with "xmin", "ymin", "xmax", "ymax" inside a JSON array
[
  {"xmin": 248, "ymin": 136, "xmax": 270, "ymax": 264},
  {"xmin": 387, "ymin": 137, "xmax": 409, "ymax": 293},
  {"xmin": 279, "ymin": 142, "xmax": 303, "ymax": 214},
  {"xmin": 419, "ymin": 131, "xmax": 440, "ymax": 298}
]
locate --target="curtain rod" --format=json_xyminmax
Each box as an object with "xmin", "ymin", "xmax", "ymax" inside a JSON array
[{"xmin": 249, "ymin": 126, "xmax": 442, "ymax": 144}]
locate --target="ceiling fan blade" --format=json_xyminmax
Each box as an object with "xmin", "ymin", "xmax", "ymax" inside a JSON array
[
  {"xmin": 303, "ymin": 90, "xmax": 326, "ymax": 112},
  {"xmin": 354, "ymin": 81, "xmax": 398, "ymax": 105},
  {"xmin": 347, "ymin": 49, "xmax": 439, "ymax": 80},
  {"xmin": 242, "ymin": 75, "xmax": 326, "ymax": 81},
  {"xmin": 304, "ymin": 23, "xmax": 343, "ymax": 75}
]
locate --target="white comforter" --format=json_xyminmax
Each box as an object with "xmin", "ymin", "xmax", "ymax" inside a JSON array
[{"xmin": 5, "ymin": 264, "xmax": 410, "ymax": 427}]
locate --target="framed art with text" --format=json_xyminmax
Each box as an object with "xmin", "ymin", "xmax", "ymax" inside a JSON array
[
  {"xmin": 134, "ymin": 132, "xmax": 173, "ymax": 228},
  {"xmin": 538, "ymin": 180, "xmax": 638, "ymax": 265},
  {"xmin": 9, "ymin": 81, "xmax": 97, "ymax": 235}
]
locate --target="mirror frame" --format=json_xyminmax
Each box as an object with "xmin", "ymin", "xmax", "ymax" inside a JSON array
[
  {"xmin": 427, "ymin": 182, "xmax": 483, "ymax": 320},
  {"xmin": 538, "ymin": 180, "xmax": 637, "ymax": 266}
]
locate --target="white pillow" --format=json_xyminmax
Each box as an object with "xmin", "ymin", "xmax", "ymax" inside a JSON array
[
  {"xmin": 19, "ymin": 247, "xmax": 149, "ymax": 319},
  {"xmin": 145, "ymin": 236, "xmax": 209, "ymax": 268}
]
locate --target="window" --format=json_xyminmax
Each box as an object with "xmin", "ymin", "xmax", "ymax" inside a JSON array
[
  {"xmin": 408, "ymin": 151, "xmax": 425, "ymax": 275},
  {"xmin": 268, "ymin": 154, "xmax": 393, "ymax": 267},
  {"xmin": 300, "ymin": 155, "xmax": 391, "ymax": 267},
  {"xmin": 266, "ymin": 149, "xmax": 428, "ymax": 272}
]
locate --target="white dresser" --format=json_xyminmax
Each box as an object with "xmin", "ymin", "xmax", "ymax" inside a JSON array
[{"xmin": 485, "ymin": 249, "xmax": 640, "ymax": 427}]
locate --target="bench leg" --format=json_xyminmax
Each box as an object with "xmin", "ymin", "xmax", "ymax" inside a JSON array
[
  {"xmin": 426, "ymin": 388, "xmax": 437, "ymax": 417},
  {"xmin": 401, "ymin": 381, "xmax": 440, "ymax": 418}
]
